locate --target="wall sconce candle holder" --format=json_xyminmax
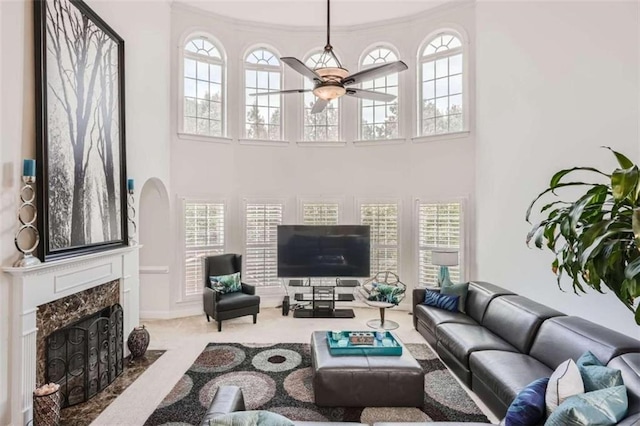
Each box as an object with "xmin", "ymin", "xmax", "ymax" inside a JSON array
[{"xmin": 127, "ymin": 188, "xmax": 137, "ymax": 246}]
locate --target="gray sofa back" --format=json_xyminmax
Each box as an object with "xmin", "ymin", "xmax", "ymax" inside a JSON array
[
  {"xmin": 608, "ymin": 352, "xmax": 640, "ymax": 425},
  {"xmin": 481, "ymin": 295, "xmax": 565, "ymax": 353},
  {"xmin": 465, "ymin": 281, "xmax": 514, "ymax": 323},
  {"xmin": 529, "ymin": 316, "xmax": 640, "ymax": 368}
]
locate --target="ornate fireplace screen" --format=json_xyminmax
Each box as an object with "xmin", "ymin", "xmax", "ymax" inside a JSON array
[{"xmin": 45, "ymin": 304, "xmax": 124, "ymax": 407}]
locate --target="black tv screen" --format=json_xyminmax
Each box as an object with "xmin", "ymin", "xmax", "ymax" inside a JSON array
[{"xmin": 277, "ymin": 225, "xmax": 370, "ymax": 278}]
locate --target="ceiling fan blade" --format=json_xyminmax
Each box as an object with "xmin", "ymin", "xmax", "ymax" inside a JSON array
[
  {"xmin": 249, "ymin": 89, "xmax": 312, "ymax": 96},
  {"xmin": 342, "ymin": 61, "xmax": 408, "ymax": 86},
  {"xmin": 310, "ymin": 98, "xmax": 329, "ymax": 114},
  {"xmin": 281, "ymin": 57, "xmax": 322, "ymax": 83},
  {"xmin": 345, "ymin": 88, "xmax": 396, "ymax": 102}
]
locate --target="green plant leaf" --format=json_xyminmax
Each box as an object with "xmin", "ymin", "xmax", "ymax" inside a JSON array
[
  {"xmin": 603, "ymin": 146, "xmax": 634, "ymax": 169},
  {"xmin": 611, "ymin": 166, "xmax": 639, "ymax": 202},
  {"xmin": 625, "ymin": 256, "xmax": 640, "ymax": 280},
  {"xmin": 550, "ymin": 167, "xmax": 609, "ymax": 187},
  {"xmin": 526, "ymin": 182, "xmax": 601, "ymax": 223}
]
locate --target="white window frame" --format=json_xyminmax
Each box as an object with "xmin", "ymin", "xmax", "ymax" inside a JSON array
[
  {"xmin": 242, "ymin": 198, "xmax": 286, "ymax": 287},
  {"xmin": 414, "ymin": 197, "xmax": 468, "ymax": 288},
  {"xmin": 180, "ymin": 197, "xmax": 227, "ymax": 302},
  {"xmin": 356, "ymin": 198, "xmax": 401, "ymax": 276},
  {"xmin": 242, "ymin": 45, "xmax": 285, "ymax": 142},
  {"xmin": 297, "ymin": 197, "xmax": 344, "ymax": 225},
  {"xmin": 417, "ymin": 30, "xmax": 468, "ymax": 138},
  {"xmin": 178, "ymin": 33, "xmax": 229, "ymax": 142},
  {"xmin": 358, "ymin": 44, "xmax": 402, "ymax": 141}
]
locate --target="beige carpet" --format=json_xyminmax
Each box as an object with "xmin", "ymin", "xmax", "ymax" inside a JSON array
[{"xmin": 90, "ymin": 307, "xmax": 499, "ymax": 425}]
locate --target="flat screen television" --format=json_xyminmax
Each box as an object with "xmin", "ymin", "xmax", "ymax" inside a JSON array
[{"xmin": 277, "ymin": 225, "xmax": 370, "ymax": 278}]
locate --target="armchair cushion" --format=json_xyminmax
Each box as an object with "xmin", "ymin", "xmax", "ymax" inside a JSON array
[
  {"xmin": 210, "ymin": 272, "xmax": 242, "ymax": 294},
  {"xmin": 216, "ymin": 292, "xmax": 261, "ymax": 312},
  {"xmin": 368, "ymin": 283, "xmax": 405, "ymax": 304}
]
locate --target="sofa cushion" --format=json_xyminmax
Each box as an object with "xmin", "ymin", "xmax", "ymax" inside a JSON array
[
  {"xmin": 545, "ymin": 359, "xmax": 585, "ymax": 415},
  {"xmin": 529, "ymin": 316, "xmax": 640, "ymax": 369},
  {"xmin": 216, "ymin": 292, "xmax": 261, "ymax": 312},
  {"xmin": 576, "ymin": 351, "xmax": 623, "ymax": 392},
  {"xmin": 504, "ymin": 377, "xmax": 549, "ymax": 426},
  {"xmin": 607, "ymin": 353, "xmax": 640, "ymax": 418},
  {"xmin": 481, "ymin": 295, "xmax": 564, "ymax": 353},
  {"xmin": 469, "ymin": 350, "xmax": 553, "ymax": 408},
  {"xmin": 465, "ymin": 281, "xmax": 515, "ymax": 323},
  {"xmin": 414, "ymin": 304, "xmax": 477, "ymax": 334},
  {"xmin": 545, "ymin": 385, "xmax": 628, "ymax": 426},
  {"xmin": 436, "ymin": 323, "xmax": 518, "ymax": 367}
]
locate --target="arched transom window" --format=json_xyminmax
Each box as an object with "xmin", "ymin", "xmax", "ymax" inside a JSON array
[
  {"xmin": 245, "ymin": 48, "xmax": 282, "ymax": 140},
  {"xmin": 183, "ymin": 37, "xmax": 225, "ymax": 137},
  {"xmin": 360, "ymin": 47, "xmax": 399, "ymax": 140},
  {"xmin": 419, "ymin": 33, "xmax": 464, "ymax": 136},
  {"xmin": 303, "ymin": 51, "xmax": 340, "ymax": 141}
]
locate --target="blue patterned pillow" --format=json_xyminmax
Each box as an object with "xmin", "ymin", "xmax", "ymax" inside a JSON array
[
  {"xmin": 576, "ymin": 351, "xmax": 623, "ymax": 392},
  {"xmin": 423, "ymin": 290, "xmax": 459, "ymax": 312},
  {"xmin": 209, "ymin": 410, "xmax": 294, "ymax": 426},
  {"xmin": 545, "ymin": 385, "xmax": 628, "ymax": 426},
  {"xmin": 209, "ymin": 272, "xmax": 241, "ymax": 294},
  {"xmin": 504, "ymin": 377, "xmax": 549, "ymax": 426}
]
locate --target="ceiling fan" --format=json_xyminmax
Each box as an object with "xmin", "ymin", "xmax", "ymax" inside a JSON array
[{"xmin": 250, "ymin": 0, "xmax": 408, "ymax": 114}]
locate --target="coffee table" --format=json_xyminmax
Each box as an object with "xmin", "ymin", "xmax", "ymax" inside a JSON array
[{"xmin": 310, "ymin": 331, "xmax": 424, "ymax": 407}]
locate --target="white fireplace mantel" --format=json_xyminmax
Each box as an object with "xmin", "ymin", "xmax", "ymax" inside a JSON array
[{"xmin": 3, "ymin": 245, "xmax": 140, "ymax": 426}]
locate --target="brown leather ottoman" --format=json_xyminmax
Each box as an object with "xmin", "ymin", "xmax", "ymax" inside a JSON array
[{"xmin": 310, "ymin": 331, "xmax": 424, "ymax": 407}]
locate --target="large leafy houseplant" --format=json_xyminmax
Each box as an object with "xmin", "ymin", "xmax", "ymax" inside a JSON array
[{"xmin": 526, "ymin": 147, "xmax": 640, "ymax": 325}]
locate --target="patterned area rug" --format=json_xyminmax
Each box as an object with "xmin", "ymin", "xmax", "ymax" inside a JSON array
[{"xmin": 144, "ymin": 343, "xmax": 489, "ymax": 425}]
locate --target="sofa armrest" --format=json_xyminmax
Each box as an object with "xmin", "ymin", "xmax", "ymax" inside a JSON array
[
  {"xmin": 241, "ymin": 282, "xmax": 256, "ymax": 295},
  {"xmin": 412, "ymin": 287, "xmax": 441, "ymax": 327},
  {"xmin": 200, "ymin": 385, "xmax": 245, "ymax": 425}
]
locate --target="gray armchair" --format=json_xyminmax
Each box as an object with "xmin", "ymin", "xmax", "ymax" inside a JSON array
[{"xmin": 203, "ymin": 254, "xmax": 260, "ymax": 331}]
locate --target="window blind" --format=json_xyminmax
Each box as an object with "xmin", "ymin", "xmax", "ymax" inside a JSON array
[
  {"xmin": 418, "ymin": 201, "xmax": 462, "ymax": 286},
  {"xmin": 360, "ymin": 203, "xmax": 399, "ymax": 275},
  {"xmin": 302, "ymin": 202, "xmax": 339, "ymax": 225},
  {"xmin": 245, "ymin": 202, "xmax": 283, "ymax": 286},
  {"xmin": 184, "ymin": 202, "xmax": 225, "ymax": 297}
]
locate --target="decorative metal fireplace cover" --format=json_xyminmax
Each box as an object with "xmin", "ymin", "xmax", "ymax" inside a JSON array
[{"xmin": 45, "ymin": 303, "xmax": 124, "ymax": 407}]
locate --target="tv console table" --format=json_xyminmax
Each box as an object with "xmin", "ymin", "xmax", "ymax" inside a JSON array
[{"xmin": 288, "ymin": 278, "xmax": 359, "ymax": 318}]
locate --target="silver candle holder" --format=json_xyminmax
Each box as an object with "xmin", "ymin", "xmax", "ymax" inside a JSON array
[
  {"xmin": 14, "ymin": 175, "xmax": 41, "ymax": 267},
  {"xmin": 127, "ymin": 189, "xmax": 137, "ymax": 245}
]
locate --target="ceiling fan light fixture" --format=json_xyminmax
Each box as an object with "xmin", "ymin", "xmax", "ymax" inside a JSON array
[
  {"xmin": 316, "ymin": 67, "xmax": 349, "ymax": 81},
  {"xmin": 313, "ymin": 84, "xmax": 346, "ymax": 101}
]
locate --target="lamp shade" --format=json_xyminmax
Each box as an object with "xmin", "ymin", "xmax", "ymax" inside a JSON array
[{"xmin": 432, "ymin": 250, "xmax": 458, "ymax": 267}]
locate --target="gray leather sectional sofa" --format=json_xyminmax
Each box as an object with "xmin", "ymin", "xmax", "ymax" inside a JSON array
[
  {"xmin": 201, "ymin": 281, "xmax": 640, "ymax": 425},
  {"xmin": 413, "ymin": 281, "xmax": 640, "ymax": 425}
]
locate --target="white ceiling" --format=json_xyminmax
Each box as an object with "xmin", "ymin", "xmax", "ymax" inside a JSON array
[{"xmin": 175, "ymin": 0, "xmax": 456, "ymax": 27}]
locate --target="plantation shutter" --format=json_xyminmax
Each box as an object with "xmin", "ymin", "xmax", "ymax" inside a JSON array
[
  {"xmin": 184, "ymin": 201, "xmax": 225, "ymax": 297},
  {"xmin": 360, "ymin": 203, "xmax": 399, "ymax": 275},
  {"xmin": 418, "ymin": 201, "xmax": 462, "ymax": 286},
  {"xmin": 245, "ymin": 202, "xmax": 283, "ymax": 286},
  {"xmin": 302, "ymin": 203, "xmax": 339, "ymax": 225}
]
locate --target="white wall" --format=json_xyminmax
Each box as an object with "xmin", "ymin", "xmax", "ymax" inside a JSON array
[
  {"xmin": 160, "ymin": 3, "xmax": 478, "ymax": 317},
  {"xmin": 475, "ymin": 1, "xmax": 640, "ymax": 338},
  {"xmin": 0, "ymin": 0, "xmax": 171, "ymax": 422}
]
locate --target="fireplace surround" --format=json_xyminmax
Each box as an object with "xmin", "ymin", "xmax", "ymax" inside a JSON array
[{"xmin": 3, "ymin": 245, "xmax": 140, "ymax": 426}]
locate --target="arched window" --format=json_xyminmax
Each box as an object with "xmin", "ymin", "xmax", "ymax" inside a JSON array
[
  {"xmin": 360, "ymin": 46, "xmax": 399, "ymax": 140},
  {"xmin": 183, "ymin": 36, "xmax": 225, "ymax": 137},
  {"xmin": 245, "ymin": 48, "xmax": 282, "ymax": 140},
  {"xmin": 303, "ymin": 51, "xmax": 340, "ymax": 141},
  {"xmin": 419, "ymin": 32, "xmax": 464, "ymax": 136}
]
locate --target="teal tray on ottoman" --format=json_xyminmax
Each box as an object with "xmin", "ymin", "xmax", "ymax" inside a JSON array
[{"xmin": 326, "ymin": 331, "xmax": 403, "ymax": 356}]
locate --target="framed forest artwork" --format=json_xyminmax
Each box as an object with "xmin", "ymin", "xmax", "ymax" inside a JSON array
[{"xmin": 34, "ymin": 0, "xmax": 128, "ymax": 260}]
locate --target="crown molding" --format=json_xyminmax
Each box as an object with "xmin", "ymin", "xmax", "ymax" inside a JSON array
[{"xmin": 171, "ymin": 0, "xmax": 475, "ymax": 34}]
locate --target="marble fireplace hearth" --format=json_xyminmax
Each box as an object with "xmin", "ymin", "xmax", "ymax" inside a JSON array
[{"xmin": 3, "ymin": 246, "xmax": 140, "ymax": 426}]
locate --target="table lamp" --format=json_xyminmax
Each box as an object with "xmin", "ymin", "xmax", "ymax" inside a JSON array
[{"xmin": 432, "ymin": 250, "xmax": 458, "ymax": 287}]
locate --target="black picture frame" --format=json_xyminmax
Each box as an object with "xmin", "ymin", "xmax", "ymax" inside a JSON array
[{"xmin": 34, "ymin": 0, "xmax": 128, "ymax": 261}]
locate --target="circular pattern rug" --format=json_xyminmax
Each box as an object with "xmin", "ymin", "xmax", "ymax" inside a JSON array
[{"xmin": 144, "ymin": 342, "xmax": 489, "ymax": 425}]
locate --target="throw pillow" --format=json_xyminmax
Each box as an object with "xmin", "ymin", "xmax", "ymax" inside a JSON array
[
  {"xmin": 423, "ymin": 290, "xmax": 460, "ymax": 313},
  {"xmin": 576, "ymin": 351, "xmax": 623, "ymax": 392},
  {"xmin": 209, "ymin": 410, "xmax": 294, "ymax": 426},
  {"xmin": 544, "ymin": 385, "xmax": 628, "ymax": 426},
  {"xmin": 545, "ymin": 359, "xmax": 585, "ymax": 416},
  {"xmin": 440, "ymin": 281, "xmax": 469, "ymax": 313},
  {"xmin": 368, "ymin": 283, "xmax": 404, "ymax": 304},
  {"xmin": 209, "ymin": 272, "xmax": 241, "ymax": 294},
  {"xmin": 504, "ymin": 377, "xmax": 549, "ymax": 426}
]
